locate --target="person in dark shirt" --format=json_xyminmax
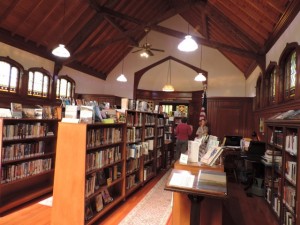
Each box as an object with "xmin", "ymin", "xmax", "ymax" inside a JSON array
[{"xmin": 174, "ymin": 117, "xmax": 192, "ymax": 159}]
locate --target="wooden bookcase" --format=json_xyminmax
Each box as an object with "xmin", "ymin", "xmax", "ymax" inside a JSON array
[
  {"xmin": 156, "ymin": 114, "xmax": 165, "ymax": 171},
  {"xmin": 265, "ymin": 119, "xmax": 300, "ymax": 225},
  {"xmin": 0, "ymin": 118, "xmax": 58, "ymax": 214},
  {"xmin": 51, "ymin": 122, "xmax": 126, "ymax": 225}
]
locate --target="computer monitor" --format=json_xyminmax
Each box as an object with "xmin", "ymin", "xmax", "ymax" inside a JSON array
[{"xmin": 224, "ymin": 135, "xmax": 243, "ymax": 147}]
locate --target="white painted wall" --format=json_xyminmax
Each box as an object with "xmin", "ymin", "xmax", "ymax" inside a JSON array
[{"xmin": 246, "ymin": 11, "xmax": 300, "ymax": 97}]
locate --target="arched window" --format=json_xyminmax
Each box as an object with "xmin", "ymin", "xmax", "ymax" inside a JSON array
[
  {"xmin": 265, "ymin": 62, "xmax": 278, "ymax": 106},
  {"xmin": 27, "ymin": 68, "xmax": 51, "ymax": 98},
  {"xmin": 0, "ymin": 56, "xmax": 24, "ymax": 94},
  {"xmin": 279, "ymin": 43, "xmax": 299, "ymax": 101},
  {"xmin": 56, "ymin": 75, "xmax": 75, "ymax": 99}
]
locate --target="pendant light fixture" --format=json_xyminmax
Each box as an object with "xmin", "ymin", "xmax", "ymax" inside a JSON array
[
  {"xmin": 52, "ymin": 0, "xmax": 70, "ymax": 58},
  {"xmin": 178, "ymin": 24, "xmax": 198, "ymax": 52},
  {"xmin": 162, "ymin": 60, "xmax": 175, "ymax": 92},
  {"xmin": 116, "ymin": 59, "xmax": 127, "ymax": 82},
  {"xmin": 194, "ymin": 45, "xmax": 206, "ymax": 82}
]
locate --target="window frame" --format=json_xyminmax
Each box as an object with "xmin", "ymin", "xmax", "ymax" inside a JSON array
[
  {"xmin": 56, "ymin": 75, "xmax": 76, "ymax": 99},
  {"xmin": 0, "ymin": 56, "xmax": 24, "ymax": 95},
  {"xmin": 264, "ymin": 62, "xmax": 279, "ymax": 106},
  {"xmin": 27, "ymin": 67, "xmax": 52, "ymax": 98},
  {"xmin": 278, "ymin": 42, "xmax": 300, "ymax": 102}
]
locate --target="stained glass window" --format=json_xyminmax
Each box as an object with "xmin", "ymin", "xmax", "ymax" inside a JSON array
[
  {"xmin": 269, "ymin": 68, "xmax": 276, "ymax": 104},
  {"xmin": 56, "ymin": 76, "xmax": 75, "ymax": 99},
  {"xmin": 285, "ymin": 50, "xmax": 296, "ymax": 98},
  {"xmin": 27, "ymin": 69, "xmax": 51, "ymax": 98},
  {"xmin": 0, "ymin": 60, "xmax": 20, "ymax": 93}
]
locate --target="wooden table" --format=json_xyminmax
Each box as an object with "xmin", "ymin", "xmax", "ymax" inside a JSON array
[{"xmin": 165, "ymin": 164, "xmax": 227, "ymax": 225}]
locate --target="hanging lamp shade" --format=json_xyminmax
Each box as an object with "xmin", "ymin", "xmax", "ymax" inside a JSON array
[
  {"xmin": 162, "ymin": 60, "xmax": 175, "ymax": 92},
  {"xmin": 116, "ymin": 59, "xmax": 127, "ymax": 82},
  {"xmin": 116, "ymin": 74, "xmax": 127, "ymax": 82},
  {"xmin": 194, "ymin": 73, "xmax": 206, "ymax": 81},
  {"xmin": 178, "ymin": 35, "xmax": 198, "ymax": 52},
  {"xmin": 162, "ymin": 84, "xmax": 175, "ymax": 92},
  {"xmin": 52, "ymin": 0, "xmax": 70, "ymax": 58},
  {"xmin": 52, "ymin": 44, "xmax": 70, "ymax": 58}
]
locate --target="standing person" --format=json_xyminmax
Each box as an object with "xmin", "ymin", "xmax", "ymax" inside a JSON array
[
  {"xmin": 196, "ymin": 119, "xmax": 209, "ymax": 138},
  {"xmin": 174, "ymin": 117, "xmax": 192, "ymax": 159}
]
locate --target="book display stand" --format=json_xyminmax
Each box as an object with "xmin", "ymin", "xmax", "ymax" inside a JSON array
[{"xmin": 165, "ymin": 168, "xmax": 227, "ymax": 225}]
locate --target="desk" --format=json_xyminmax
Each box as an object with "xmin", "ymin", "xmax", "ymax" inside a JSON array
[{"xmin": 165, "ymin": 162, "xmax": 227, "ymax": 225}]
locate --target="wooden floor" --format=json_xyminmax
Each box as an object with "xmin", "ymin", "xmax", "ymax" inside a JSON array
[{"xmin": 0, "ymin": 170, "xmax": 279, "ymax": 225}]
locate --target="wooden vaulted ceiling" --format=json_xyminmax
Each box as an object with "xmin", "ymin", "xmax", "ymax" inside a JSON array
[{"xmin": 0, "ymin": 0, "xmax": 299, "ymax": 80}]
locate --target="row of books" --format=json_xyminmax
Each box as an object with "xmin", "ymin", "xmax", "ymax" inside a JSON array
[
  {"xmin": 3, "ymin": 123, "xmax": 54, "ymax": 140},
  {"xmin": 157, "ymin": 118, "xmax": 164, "ymax": 126},
  {"xmin": 284, "ymin": 210, "xmax": 295, "ymax": 225},
  {"xmin": 144, "ymin": 151, "xmax": 154, "ymax": 164},
  {"xmin": 86, "ymin": 127, "xmax": 122, "ymax": 148},
  {"xmin": 126, "ymin": 127, "xmax": 142, "ymax": 143},
  {"xmin": 126, "ymin": 174, "xmax": 139, "ymax": 190},
  {"xmin": 283, "ymin": 185, "xmax": 296, "ymax": 212},
  {"xmin": 126, "ymin": 158, "xmax": 141, "ymax": 174},
  {"xmin": 1, "ymin": 141, "xmax": 45, "ymax": 162},
  {"xmin": 126, "ymin": 141, "xmax": 154, "ymax": 159},
  {"xmin": 144, "ymin": 127, "xmax": 154, "ymax": 138},
  {"xmin": 85, "ymin": 187, "xmax": 114, "ymax": 221},
  {"xmin": 86, "ymin": 146, "xmax": 121, "ymax": 172},
  {"xmin": 8, "ymin": 102, "xmax": 60, "ymax": 119},
  {"xmin": 261, "ymin": 149, "xmax": 282, "ymax": 165},
  {"xmin": 1, "ymin": 158, "xmax": 52, "ymax": 184},
  {"xmin": 270, "ymin": 130, "xmax": 283, "ymax": 148},
  {"xmin": 285, "ymin": 134, "xmax": 297, "ymax": 155},
  {"xmin": 85, "ymin": 165, "xmax": 121, "ymax": 197},
  {"xmin": 285, "ymin": 161, "xmax": 297, "ymax": 185},
  {"xmin": 143, "ymin": 166, "xmax": 154, "ymax": 181},
  {"xmin": 145, "ymin": 114, "xmax": 156, "ymax": 125},
  {"xmin": 273, "ymin": 195, "xmax": 281, "ymax": 217},
  {"xmin": 157, "ymin": 127, "xmax": 164, "ymax": 137},
  {"xmin": 126, "ymin": 113, "xmax": 143, "ymax": 127}
]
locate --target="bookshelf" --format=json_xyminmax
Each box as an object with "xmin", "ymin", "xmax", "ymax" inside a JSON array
[
  {"xmin": 125, "ymin": 110, "xmax": 143, "ymax": 196},
  {"xmin": 265, "ymin": 119, "xmax": 300, "ymax": 225},
  {"xmin": 0, "ymin": 118, "xmax": 58, "ymax": 214},
  {"xmin": 156, "ymin": 114, "xmax": 165, "ymax": 171},
  {"xmin": 51, "ymin": 122, "xmax": 126, "ymax": 225}
]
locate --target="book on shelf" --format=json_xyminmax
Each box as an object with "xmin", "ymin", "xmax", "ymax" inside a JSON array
[
  {"xmin": 0, "ymin": 108, "xmax": 12, "ymax": 118},
  {"xmin": 95, "ymin": 170, "xmax": 107, "ymax": 190},
  {"xmin": 65, "ymin": 105, "xmax": 78, "ymax": 119},
  {"xmin": 102, "ymin": 187, "xmax": 113, "ymax": 204},
  {"xmin": 80, "ymin": 105, "xmax": 94, "ymax": 123},
  {"xmin": 10, "ymin": 103, "xmax": 22, "ymax": 118},
  {"xmin": 95, "ymin": 193, "xmax": 103, "ymax": 212},
  {"xmin": 42, "ymin": 106, "xmax": 53, "ymax": 119},
  {"xmin": 85, "ymin": 201, "xmax": 94, "ymax": 221}
]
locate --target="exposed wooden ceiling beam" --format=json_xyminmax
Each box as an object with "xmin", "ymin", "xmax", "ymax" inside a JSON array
[
  {"xmin": 0, "ymin": 0, "xmax": 20, "ymax": 26},
  {"xmin": 151, "ymin": 25, "xmax": 261, "ymax": 59},
  {"xmin": 204, "ymin": 3, "xmax": 262, "ymax": 53}
]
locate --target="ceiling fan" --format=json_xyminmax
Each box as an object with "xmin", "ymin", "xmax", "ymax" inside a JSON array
[{"xmin": 131, "ymin": 27, "xmax": 165, "ymax": 57}]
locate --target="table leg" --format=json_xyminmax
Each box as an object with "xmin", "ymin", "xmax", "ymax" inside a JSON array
[{"xmin": 188, "ymin": 195, "xmax": 204, "ymax": 225}]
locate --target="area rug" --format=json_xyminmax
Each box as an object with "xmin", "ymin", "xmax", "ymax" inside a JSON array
[{"xmin": 119, "ymin": 170, "xmax": 172, "ymax": 225}]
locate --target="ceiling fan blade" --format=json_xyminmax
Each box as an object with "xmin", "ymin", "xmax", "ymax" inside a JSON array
[
  {"xmin": 150, "ymin": 48, "xmax": 165, "ymax": 52},
  {"xmin": 147, "ymin": 50, "xmax": 154, "ymax": 56},
  {"xmin": 132, "ymin": 49, "xmax": 143, "ymax": 53}
]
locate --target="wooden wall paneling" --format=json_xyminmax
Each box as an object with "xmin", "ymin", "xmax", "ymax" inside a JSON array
[{"xmin": 207, "ymin": 97, "xmax": 254, "ymax": 140}]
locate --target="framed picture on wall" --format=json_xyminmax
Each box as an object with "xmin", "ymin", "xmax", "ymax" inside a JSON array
[{"xmin": 259, "ymin": 117, "xmax": 264, "ymax": 133}]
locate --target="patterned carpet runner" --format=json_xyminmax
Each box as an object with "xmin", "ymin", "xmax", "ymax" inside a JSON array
[{"xmin": 119, "ymin": 170, "xmax": 172, "ymax": 225}]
